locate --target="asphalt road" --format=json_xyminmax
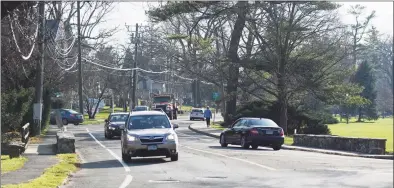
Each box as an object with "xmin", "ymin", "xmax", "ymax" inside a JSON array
[{"xmin": 62, "ymin": 116, "xmax": 393, "ymax": 188}]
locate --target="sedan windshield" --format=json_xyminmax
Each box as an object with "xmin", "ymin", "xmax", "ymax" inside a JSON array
[
  {"xmin": 110, "ymin": 114, "xmax": 128, "ymax": 122},
  {"xmin": 128, "ymin": 115, "xmax": 171, "ymax": 129},
  {"xmin": 246, "ymin": 119, "xmax": 278, "ymax": 127}
]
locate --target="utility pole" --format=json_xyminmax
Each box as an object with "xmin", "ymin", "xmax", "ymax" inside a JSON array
[
  {"xmin": 33, "ymin": 1, "xmax": 45, "ymax": 136},
  {"xmin": 77, "ymin": 1, "xmax": 84, "ymax": 114},
  {"xmin": 131, "ymin": 23, "xmax": 139, "ymax": 110}
]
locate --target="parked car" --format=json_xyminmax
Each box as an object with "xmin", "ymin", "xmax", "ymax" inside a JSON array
[
  {"xmin": 50, "ymin": 109, "xmax": 84, "ymax": 125},
  {"xmin": 133, "ymin": 106, "xmax": 149, "ymax": 111},
  {"xmin": 121, "ymin": 111, "xmax": 179, "ymax": 163},
  {"xmin": 219, "ymin": 117, "xmax": 284, "ymax": 150},
  {"xmin": 189, "ymin": 108, "xmax": 205, "ymax": 121},
  {"xmin": 104, "ymin": 112, "xmax": 129, "ymax": 139}
]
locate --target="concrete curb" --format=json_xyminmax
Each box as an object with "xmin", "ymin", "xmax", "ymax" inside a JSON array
[
  {"xmin": 188, "ymin": 124, "xmax": 394, "ymax": 160},
  {"xmin": 188, "ymin": 124, "xmax": 220, "ymax": 139}
]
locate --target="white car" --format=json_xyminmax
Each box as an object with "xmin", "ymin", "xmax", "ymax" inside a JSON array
[{"xmin": 190, "ymin": 108, "xmax": 205, "ymax": 121}]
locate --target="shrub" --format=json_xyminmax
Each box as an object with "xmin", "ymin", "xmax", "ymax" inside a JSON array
[
  {"xmin": 321, "ymin": 114, "xmax": 339, "ymax": 124},
  {"xmin": 1, "ymin": 88, "xmax": 34, "ymax": 133},
  {"xmin": 301, "ymin": 123, "xmax": 331, "ymax": 135}
]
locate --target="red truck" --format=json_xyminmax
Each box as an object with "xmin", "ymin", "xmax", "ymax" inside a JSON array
[{"xmin": 151, "ymin": 93, "xmax": 178, "ymax": 120}]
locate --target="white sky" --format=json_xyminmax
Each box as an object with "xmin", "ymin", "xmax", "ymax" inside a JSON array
[{"xmin": 97, "ymin": 2, "xmax": 393, "ymax": 47}]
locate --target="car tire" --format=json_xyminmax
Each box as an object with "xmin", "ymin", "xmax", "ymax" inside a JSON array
[
  {"xmin": 240, "ymin": 136, "xmax": 250, "ymax": 149},
  {"xmin": 272, "ymin": 145, "xmax": 281, "ymax": 151},
  {"xmin": 104, "ymin": 131, "xmax": 108, "ymax": 139},
  {"xmin": 122, "ymin": 152, "xmax": 132, "ymax": 163},
  {"xmin": 190, "ymin": 118, "xmax": 193, "ymax": 121},
  {"xmin": 251, "ymin": 144, "xmax": 258, "ymax": 149},
  {"xmin": 62, "ymin": 119, "xmax": 68, "ymax": 125},
  {"xmin": 170, "ymin": 153, "xmax": 178, "ymax": 161},
  {"xmin": 220, "ymin": 134, "xmax": 228, "ymax": 147},
  {"xmin": 74, "ymin": 123, "xmax": 79, "ymax": 126}
]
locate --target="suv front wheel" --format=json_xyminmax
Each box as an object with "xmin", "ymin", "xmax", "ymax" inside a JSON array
[{"xmin": 171, "ymin": 153, "xmax": 178, "ymax": 161}]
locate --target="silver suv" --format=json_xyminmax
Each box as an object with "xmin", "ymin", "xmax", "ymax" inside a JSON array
[{"xmin": 120, "ymin": 111, "xmax": 179, "ymax": 162}]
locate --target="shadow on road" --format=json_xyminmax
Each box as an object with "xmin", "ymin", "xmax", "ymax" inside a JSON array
[
  {"xmin": 126, "ymin": 157, "xmax": 169, "ymax": 166},
  {"xmin": 80, "ymin": 159, "xmax": 123, "ymax": 169},
  {"xmin": 208, "ymin": 145, "xmax": 273, "ymax": 151}
]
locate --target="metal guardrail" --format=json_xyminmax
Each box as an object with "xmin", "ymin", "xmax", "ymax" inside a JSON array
[{"xmin": 21, "ymin": 123, "xmax": 30, "ymax": 144}]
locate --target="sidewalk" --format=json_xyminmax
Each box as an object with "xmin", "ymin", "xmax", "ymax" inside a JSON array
[
  {"xmin": 1, "ymin": 125, "xmax": 59, "ymax": 185},
  {"xmin": 188, "ymin": 123, "xmax": 393, "ymax": 160}
]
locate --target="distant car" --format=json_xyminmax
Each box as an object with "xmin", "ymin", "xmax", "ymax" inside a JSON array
[
  {"xmin": 121, "ymin": 111, "xmax": 179, "ymax": 163},
  {"xmin": 133, "ymin": 106, "xmax": 149, "ymax": 111},
  {"xmin": 152, "ymin": 108, "xmax": 164, "ymax": 112},
  {"xmin": 50, "ymin": 109, "xmax": 84, "ymax": 125},
  {"xmin": 219, "ymin": 117, "xmax": 284, "ymax": 150},
  {"xmin": 104, "ymin": 112, "xmax": 129, "ymax": 139},
  {"xmin": 190, "ymin": 108, "xmax": 205, "ymax": 121}
]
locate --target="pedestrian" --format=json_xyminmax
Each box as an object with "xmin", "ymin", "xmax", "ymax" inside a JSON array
[{"xmin": 204, "ymin": 106, "xmax": 212, "ymax": 127}]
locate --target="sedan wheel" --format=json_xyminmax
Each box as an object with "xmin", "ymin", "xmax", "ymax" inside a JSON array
[
  {"xmin": 240, "ymin": 136, "xmax": 250, "ymax": 149},
  {"xmin": 220, "ymin": 135, "xmax": 228, "ymax": 147},
  {"xmin": 272, "ymin": 145, "xmax": 281, "ymax": 151},
  {"xmin": 251, "ymin": 144, "xmax": 258, "ymax": 149},
  {"xmin": 62, "ymin": 119, "xmax": 68, "ymax": 125}
]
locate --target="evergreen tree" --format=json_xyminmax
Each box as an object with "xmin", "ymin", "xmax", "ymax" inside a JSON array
[{"xmin": 353, "ymin": 61, "xmax": 379, "ymax": 121}]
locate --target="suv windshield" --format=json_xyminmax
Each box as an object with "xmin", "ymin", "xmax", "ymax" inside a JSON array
[
  {"xmin": 110, "ymin": 114, "xmax": 128, "ymax": 122},
  {"xmin": 246, "ymin": 119, "xmax": 278, "ymax": 127},
  {"xmin": 192, "ymin": 109, "xmax": 203, "ymax": 113},
  {"xmin": 128, "ymin": 115, "xmax": 171, "ymax": 129}
]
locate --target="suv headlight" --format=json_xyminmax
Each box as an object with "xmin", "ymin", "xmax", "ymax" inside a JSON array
[
  {"xmin": 127, "ymin": 135, "xmax": 136, "ymax": 141},
  {"xmin": 166, "ymin": 134, "xmax": 175, "ymax": 140}
]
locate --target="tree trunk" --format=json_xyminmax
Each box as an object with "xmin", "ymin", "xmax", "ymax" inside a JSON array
[
  {"xmin": 224, "ymin": 1, "xmax": 247, "ymax": 123},
  {"xmin": 357, "ymin": 107, "xmax": 362, "ymax": 122}
]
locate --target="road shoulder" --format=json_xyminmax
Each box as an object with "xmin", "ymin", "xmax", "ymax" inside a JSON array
[{"xmin": 188, "ymin": 123, "xmax": 394, "ymax": 160}]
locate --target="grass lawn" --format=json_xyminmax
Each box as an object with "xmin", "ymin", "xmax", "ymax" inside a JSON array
[
  {"xmin": 328, "ymin": 118, "xmax": 393, "ymax": 153},
  {"xmin": 2, "ymin": 154, "xmax": 80, "ymax": 188},
  {"xmin": 1, "ymin": 155, "xmax": 28, "ymax": 174},
  {"xmin": 180, "ymin": 105, "xmax": 193, "ymax": 112},
  {"xmin": 81, "ymin": 106, "xmax": 123, "ymax": 125}
]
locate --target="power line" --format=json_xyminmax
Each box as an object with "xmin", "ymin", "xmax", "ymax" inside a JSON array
[{"xmin": 8, "ymin": 15, "xmax": 39, "ymax": 60}]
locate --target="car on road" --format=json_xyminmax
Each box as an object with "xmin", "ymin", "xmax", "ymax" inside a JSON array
[
  {"xmin": 104, "ymin": 112, "xmax": 129, "ymax": 139},
  {"xmin": 152, "ymin": 108, "xmax": 164, "ymax": 112},
  {"xmin": 133, "ymin": 106, "xmax": 149, "ymax": 111},
  {"xmin": 121, "ymin": 111, "xmax": 179, "ymax": 163},
  {"xmin": 219, "ymin": 117, "xmax": 284, "ymax": 150},
  {"xmin": 189, "ymin": 108, "xmax": 205, "ymax": 121},
  {"xmin": 50, "ymin": 109, "xmax": 84, "ymax": 125}
]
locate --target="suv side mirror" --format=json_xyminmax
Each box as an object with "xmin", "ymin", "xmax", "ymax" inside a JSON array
[{"xmin": 173, "ymin": 123, "xmax": 179, "ymax": 129}]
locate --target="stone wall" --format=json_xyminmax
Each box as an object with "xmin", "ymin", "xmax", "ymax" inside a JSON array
[
  {"xmin": 56, "ymin": 131, "xmax": 75, "ymax": 154},
  {"xmin": 293, "ymin": 134, "xmax": 387, "ymax": 155}
]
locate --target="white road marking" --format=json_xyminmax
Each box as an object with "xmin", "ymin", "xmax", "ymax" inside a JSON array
[
  {"xmin": 86, "ymin": 128, "xmax": 133, "ymax": 188},
  {"xmin": 86, "ymin": 128, "xmax": 130, "ymax": 172},
  {"xmin": 180, "ymin": 144, "xmax": 276, "ymax": 171},
  {"xmin": 119, "ymin": 175, "xmax": 133, "ymax": 188}
]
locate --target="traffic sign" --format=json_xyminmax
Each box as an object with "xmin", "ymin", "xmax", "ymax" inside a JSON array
[{"xmin": 212, "ymin": 92, "xmax": 220, "ymax": 101}]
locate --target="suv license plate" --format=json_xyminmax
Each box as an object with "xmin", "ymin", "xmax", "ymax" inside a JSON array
[
  {"xmin": 148, "ymin": 145, "xmax": 157, "ymax": 151},
  {"xmin": 265, "ymin": 130, "xmax": 273, "ymax": 134}
]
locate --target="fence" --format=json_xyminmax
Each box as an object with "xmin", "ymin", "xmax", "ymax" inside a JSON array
[{"xmin": 21, "ymin": 123, "xmax": 30, "ymax": 144}]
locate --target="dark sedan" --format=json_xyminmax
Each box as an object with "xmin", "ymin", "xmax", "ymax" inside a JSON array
[
  {"xmin": 104, "ymin": 112, "xmax": 129, "ymax": 139},
  {"xmin": 219, "ymin": 117, "xmax": 284, "ymax": 150}
]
